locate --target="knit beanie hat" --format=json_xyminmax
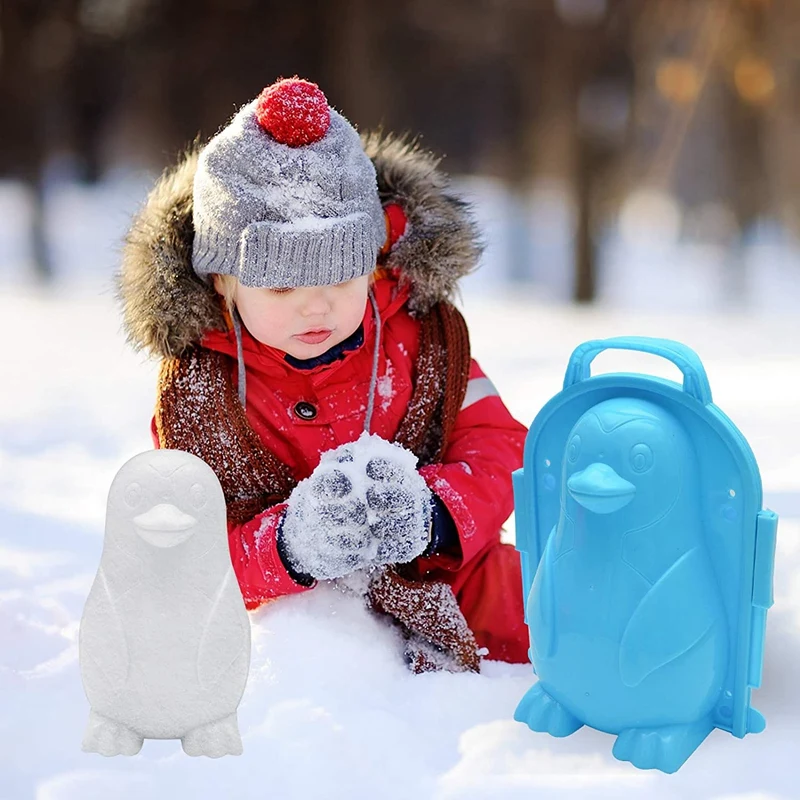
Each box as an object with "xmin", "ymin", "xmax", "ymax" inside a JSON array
[{"xmin": 192, "ymin": 77, "xmax": 386, "ymax": 288}]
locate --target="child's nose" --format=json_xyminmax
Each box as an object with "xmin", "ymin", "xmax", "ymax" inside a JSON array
[{"xmin": 300, "ymin": 289, "xmax": 332, "ymax": 316}]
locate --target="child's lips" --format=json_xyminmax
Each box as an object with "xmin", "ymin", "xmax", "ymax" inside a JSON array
[{"xmin": 294, "ymin": 328, "xmax": 333, "ymax": 344}]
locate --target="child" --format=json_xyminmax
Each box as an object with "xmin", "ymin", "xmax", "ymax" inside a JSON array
[{"xmin": 117, "ymin": 77, "xmax": 529, "ymax": 671}]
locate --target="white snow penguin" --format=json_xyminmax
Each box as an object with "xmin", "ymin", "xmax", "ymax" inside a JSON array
[{"xmin": 79, "ymin": 448, "xmax": 251, "ymax": 757}]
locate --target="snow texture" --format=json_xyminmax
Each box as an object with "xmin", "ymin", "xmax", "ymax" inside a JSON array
[
  {"xmin": 280, "ymin": 432, "xmax": 432, "ymax": 580},
  {"xmin": 2, "ymin": 276, "xmax": 800, "ymax": 799},
  {"xmin": 377, "ymin": 361, "xmax": 395, "ymax": 412},
  {"xmin": 79, "ymin": 450, "xmax": 250, "ymax": 757},
  {"xmin": 196, "ymin": 101, "xmax": 380, "ymax": 226}
]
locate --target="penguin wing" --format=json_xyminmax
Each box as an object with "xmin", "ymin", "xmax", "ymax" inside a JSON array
[
  {"xmin": 529, "ymin": 526, "xmax": 558, "ymax": 660},
  {"xmin": 196, "ymin": 569, "xmax": 251, "ymax": 692},
  {"xmin": 619, "ymin": 546, "xmax": 720, "ymax": 687},
  {"xmin": 79, "ymin": 567, "xmax": 130, "ymax": 702}
]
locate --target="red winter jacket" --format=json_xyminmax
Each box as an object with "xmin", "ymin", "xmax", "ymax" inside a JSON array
[{"xmin": 151, "ymin": 271, "xmax": 527, "ymax": 611}]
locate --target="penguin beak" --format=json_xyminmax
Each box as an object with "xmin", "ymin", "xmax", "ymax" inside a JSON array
[
  {"xmin": 134, "ymin": 503, "xmax": 197, "ymax": 548},
  {"xmin": 567, "ymin": 463, "xmax": 636, "ymax": 514}
]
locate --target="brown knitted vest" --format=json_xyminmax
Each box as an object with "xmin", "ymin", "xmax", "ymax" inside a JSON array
[{"xmin": 154, "ymin": 301, "xmax": 481, "ymax": 672}]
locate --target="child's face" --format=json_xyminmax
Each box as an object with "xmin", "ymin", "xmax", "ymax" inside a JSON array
[{"xmin": 224, "ymin": 275, "xmax": 371, "ymax": 359}]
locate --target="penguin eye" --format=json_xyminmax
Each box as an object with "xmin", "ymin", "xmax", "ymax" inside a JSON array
[
  {"xmin": 124, "ymin": 482, "xmax": 143, "ymax": 508},
  {"xmin": 630, "ymin": 443, "xmax": 654, "ymax": 473},
  {"xmin": 189, "ymin": 482, "xmax": 207, "ymax": 509},
  {"xmin": 567, "ymin": 435, "xmax": 582, "ymax": 463}
]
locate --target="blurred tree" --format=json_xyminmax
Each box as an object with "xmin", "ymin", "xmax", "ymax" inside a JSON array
[
  {"xmin": 1, "ymin": 0, "xmax": 796, "ymax": 299},
  {"xmin": 0, "ymin": 0, "xmax": 72, "ymax": 281},
  {"xmin": 1, "ymin": 0, "xmax": 130, "ymax": 280}
]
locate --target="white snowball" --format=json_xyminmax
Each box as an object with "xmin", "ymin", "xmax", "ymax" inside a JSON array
[{"xmin": 281, "ymin": 433, "xmax": 432, "ymax": 580}]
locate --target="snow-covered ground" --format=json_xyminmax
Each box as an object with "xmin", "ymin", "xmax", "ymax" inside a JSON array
[
  {"xmin": 1, "ymin": 271, "xmax": 799, "ymax": 800},
  {"xmin": 2, "ymin": 170, "xmax": 800, "ymax": 799}
]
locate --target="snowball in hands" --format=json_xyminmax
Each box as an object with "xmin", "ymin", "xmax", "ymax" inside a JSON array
[
  {"xmin": 280, "ymin": 432, "xmax": 433, "ymax": 580},
  {"xmin": 364, "ymin": 450, "xmax": 433, "ymax": 564},
  {"xmin": 79, "ymin": 449, "xmax": 251, "ymax": 758}
]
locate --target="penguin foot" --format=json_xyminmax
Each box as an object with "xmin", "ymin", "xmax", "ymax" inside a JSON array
[
  {"xmin": 612, "ymin": 717, "xmax": 714, "ymax": 774},
  {"xmin": 81, "ymin": 710, "xmax": 143, "ymax": 757},
  {"xmin": 182, "ymin": 713, "xmax": 243, "ymax": 757},
  {"xmin": 514, "ymin": 682, "xmax": 583, "ymax": 738}
]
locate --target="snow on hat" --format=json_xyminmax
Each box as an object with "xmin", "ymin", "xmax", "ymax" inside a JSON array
[{"xmin": 191, "ymin": 77, "xmax": 386, "ymax": 288}]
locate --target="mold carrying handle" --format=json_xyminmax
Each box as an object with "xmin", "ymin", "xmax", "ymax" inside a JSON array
[{"xmin": 563, "ymin": 336, "xmax": 713, "ymax": 406}]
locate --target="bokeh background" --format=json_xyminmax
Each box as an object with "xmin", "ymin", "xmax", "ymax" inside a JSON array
[
  {"xmin": 3, "ymin": 2, "xmax": 800, "ymax": 799},
  {"xmin": 3, "ymin": 0, "xmax": 800, "ymax": 307}
]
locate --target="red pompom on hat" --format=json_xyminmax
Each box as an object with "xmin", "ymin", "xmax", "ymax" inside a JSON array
[{"xmin": 255, "ymin": 77, "xmax": 331, "ymax": 147}]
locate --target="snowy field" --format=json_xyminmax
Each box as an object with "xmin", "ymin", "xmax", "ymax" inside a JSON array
[
  {"xmin": 1, "ymin": 174, "xmax": 800, "ymax": 799},
  {"xmin": 1, "ymin": 275, "xmax": 799, "ymax": 800}
]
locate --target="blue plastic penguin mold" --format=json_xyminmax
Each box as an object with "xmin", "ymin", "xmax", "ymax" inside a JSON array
[{"xmin": 513, "ymin": 337, "xmax": 777, "ymax": 774}]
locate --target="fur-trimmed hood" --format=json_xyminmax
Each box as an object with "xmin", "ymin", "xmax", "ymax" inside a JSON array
[{"xmin": 116, "ymin": 131, "xmax": 483, "ymax": 360}]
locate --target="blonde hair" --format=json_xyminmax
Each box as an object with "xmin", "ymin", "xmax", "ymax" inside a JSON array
[
  {"xmin": 211, "ymin": 270, "xmax": 381, "ymax": 315},
  {"xmin": 212, "ymin": 273, "xmax": 239, "ymax": 315}
]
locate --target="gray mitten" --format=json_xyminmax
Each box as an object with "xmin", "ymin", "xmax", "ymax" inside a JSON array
[
  {"xmin": 364, "ymin": 452, "xmax": 432, "ymax": 567},
  {"xmin": 278, "ymin": 435, "xmax": 433, "ymax": 582},
  {"xmin": 278, "ymin": 449, "xmax": 374, "ymax": 581}
]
